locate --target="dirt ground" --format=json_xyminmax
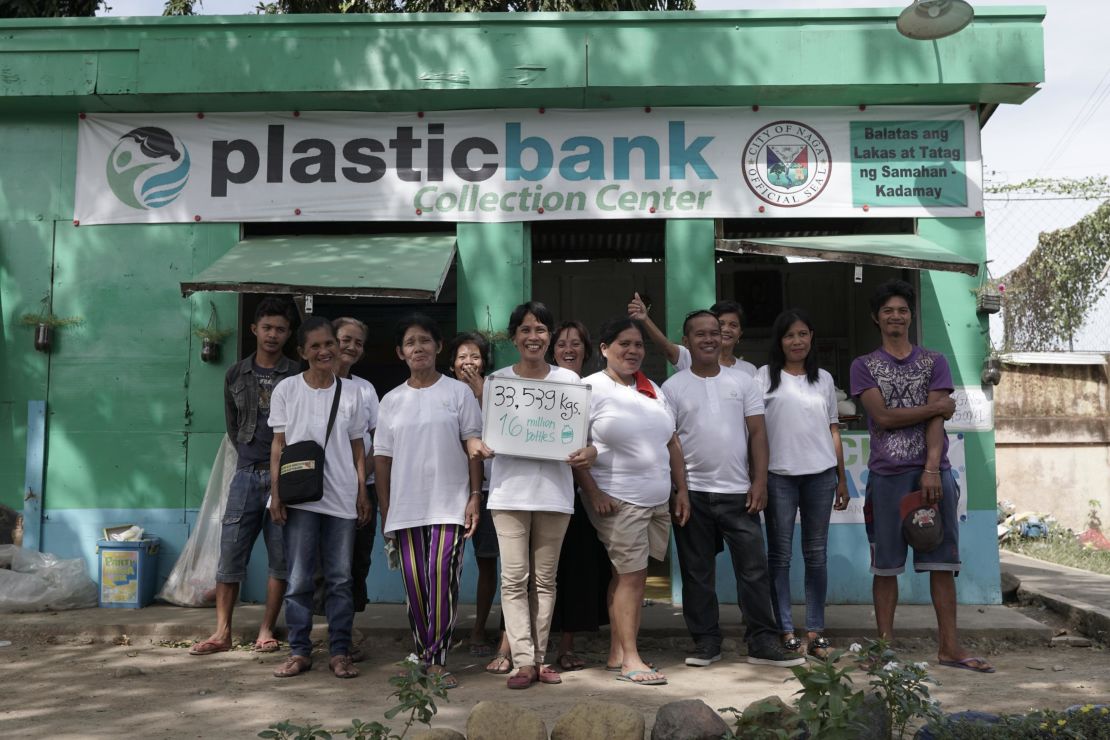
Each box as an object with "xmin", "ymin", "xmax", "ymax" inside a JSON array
[{"xmin": 2, "ymin": 615, "xmax": 1107, "ymax": 740}]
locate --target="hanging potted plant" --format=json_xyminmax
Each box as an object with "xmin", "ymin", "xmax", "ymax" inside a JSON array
[
  {"xmin": 20, "ymin": 302, "xmax": 83, "ymax": 353},
  {"xmin": 975, "ymin": 280, "xmax": 1004, "ymax": 315},
  {"xmin": 193, "ymin": 302, "xmax": 234, "ymax": 363}
]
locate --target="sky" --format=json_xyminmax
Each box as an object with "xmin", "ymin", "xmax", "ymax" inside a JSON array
[{"xmin": 100, "ymin": 0, "xmax": 1110, "ymax": 349}]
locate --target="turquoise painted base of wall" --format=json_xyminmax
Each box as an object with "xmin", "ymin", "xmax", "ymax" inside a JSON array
[
  {"xmin": 668, "ymin": 510, "xmax": 1002, "ymax": 607},
  {"xmin": 43, "ymin": 507, "xmax": 1000, "ymax": 608}
]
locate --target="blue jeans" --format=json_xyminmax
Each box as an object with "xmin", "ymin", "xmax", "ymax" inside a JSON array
[
  {"xmin": 764, "ymin": 468, "xmax": 837, "ymax": 635},
  {"xmin": 283, "ymin": 508, "xmax": 356, "ymax": 658}
]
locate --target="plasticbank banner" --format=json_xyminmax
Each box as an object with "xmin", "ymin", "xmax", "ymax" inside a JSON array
[{"xmin": 75, "ymin": 106, "xmax": 982, "ymax": 225}]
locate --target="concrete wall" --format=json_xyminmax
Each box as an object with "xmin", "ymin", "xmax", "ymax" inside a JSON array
[{"xmin": 996, "ymin": 360, "xmax": 1110, "ymax": 531}]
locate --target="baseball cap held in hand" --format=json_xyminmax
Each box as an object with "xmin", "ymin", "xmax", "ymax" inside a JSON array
[{"xmin": 900, "ymin": 490, "xmax": 942, "ymax": 553}]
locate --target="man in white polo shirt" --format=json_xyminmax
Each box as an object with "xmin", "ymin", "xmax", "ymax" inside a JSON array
[{"xmin": 662, "ymin": 310, "xmax": 804, "ymax": 669}]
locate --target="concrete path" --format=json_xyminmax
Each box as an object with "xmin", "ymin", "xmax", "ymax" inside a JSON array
[{"xmin": 1000, "ymin": 549, "xmax": 1110, "ymax": 642}]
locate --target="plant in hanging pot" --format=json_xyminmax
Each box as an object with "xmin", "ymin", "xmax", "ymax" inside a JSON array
[
  {"xmin": 975, "ymin": 281, "xmax": 1004, "ymax": 314},
  {"xmin": 193, "ymin": 301, "xmax": 235, "ymax": 364},
  {"xmin": 19, "ymin": 310, "xmax": 83, "ymax": 353}
]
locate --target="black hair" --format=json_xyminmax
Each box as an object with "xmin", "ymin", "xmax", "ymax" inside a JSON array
[
  {"xmin": 682, "ymin": 309, "xmax": 718, "ymax": 337},
  {"xmin": 254, "ymin": 296, "xmax": 295, "ymax": 326},
  {"xmin": 545, "ymin": 320, "xmax": 594, "ymax": 367},
  {"xmin": 296, "ymin": 315, "xmax": 336, "ymax": 349},
  {"xmin": 446, "ymin": 331, "xmax": 492, "ymax": 377},
  {"xmin": 507, "ymin": 301, "xmax": 556, "ymax": 338},
  {"xmin": 767, "ymin": 309, "xmax": 820, "ymax": 393},
  {"xmin": 869, "ymin": 279, "xmax": 916, "ymax": 317},
  {"xmin": 711, "ymin": 300, "xmax": 745, "ymax": 326},
  {"xmin": 597, "ymin": 317, "xmax": 644, "ymax": 347},
  {"xmin": 394, "ymin": 313, "xmax": 442, "ymax": 348}
]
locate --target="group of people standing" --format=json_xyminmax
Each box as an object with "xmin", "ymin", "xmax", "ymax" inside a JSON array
[{"xmin": 191, "ymin": 275, "xmax": 993, "ymax": 685}]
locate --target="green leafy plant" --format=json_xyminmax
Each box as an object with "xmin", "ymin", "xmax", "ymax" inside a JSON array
[
  {"xmin": 789, "ymin": 648, "xmax": 868, "ymax": 739},
  {"xmin": 925, "ymin": 704, "xmax": 1110, "ymax": 739},
  {"xmin": 862, "ymin": 641, "xmax": 943, "ymax": 739},
  {"xmin": 193, "ymin": 300, "xmax": 234, "ymax": 342},
  {"xmin": 258, "ymin": 655, "xmax": 449, "ymax": 740}
]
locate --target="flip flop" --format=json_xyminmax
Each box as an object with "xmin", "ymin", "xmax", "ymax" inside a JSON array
[
  {"xmin": 253, "ymin": 638, "xmax": 280, "ymax": 653},
  {"xmin": 616, "ymin": 669, "xmax": 667, "ymax": 686},
  {"xmin": 329, "ymin": 654, "xmax": 359, "ymax": 679},
  {"xmin": 273, "ymin": 655, "xmax": 312, "ymax": 678},
  {"xmin": 189, "ymin": 638, "xmax": 231, "ymax": 656},
  {"xmin": 558, "ymin": 653, "xmax": 585, "ymax": 671},
  {"xmin": 939, "ymin": 657, "xmax": 996, "ymax": 674},
  {"xmin": 486, "ymin": 652, "xmax": 512, "ymax": 674},
  {"xmin": 606, "ymin": 661, "xmax": 655, "ymax": 672},
  {"xmin": 427, "ymin": 668, "xmax": 458, "ymax": 689}
]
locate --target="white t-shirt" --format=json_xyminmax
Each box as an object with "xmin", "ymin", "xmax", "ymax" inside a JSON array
[
  {"xmin": 486, "ymin": 365, "xmax": 580, "ymax": 514},
  {"xmin": 375, "ymin": 375, "xmax": 483, "ymax": 534},
  {"xmin": 756, "ymin": 366, "xmax": 839, "ymax": 476},
  {"xmin": 661, "ymin": 368, "xmax": 765, "ymax": 494},
  {"xmin": 269, "ymin": 374, "xmax": 369, "ymax": 520},
  {"xmin": 673, "ymin": 344, "xmax": 757, "ymax": 377},
  {"xmin": 585, "ymin": 371, "xmax": 676, "ymax": 507},
  {"xmin": 348, "ymin": 374, "xmax": 379, "ymax": 485}
]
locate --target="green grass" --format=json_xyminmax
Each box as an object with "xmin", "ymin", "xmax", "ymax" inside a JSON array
[{"xmin": 1001, "ymin": 529, "xmax": 1110, "ymax": 577}]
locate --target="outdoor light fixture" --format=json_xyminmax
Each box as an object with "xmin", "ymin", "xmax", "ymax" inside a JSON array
[{"xmin": 897, "ymin": 0, "xmax": 974, "ymax": 40}]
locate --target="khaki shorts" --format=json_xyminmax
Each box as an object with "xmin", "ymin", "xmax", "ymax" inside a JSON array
[{"xmin": 585, "ymin": 496, "xmax": 671, "ymax": 574}]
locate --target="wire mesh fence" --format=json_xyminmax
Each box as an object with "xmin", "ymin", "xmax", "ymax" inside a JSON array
[{"xmin": 984, "ymin": 191, "xmax": 1110, "ymax": 352}]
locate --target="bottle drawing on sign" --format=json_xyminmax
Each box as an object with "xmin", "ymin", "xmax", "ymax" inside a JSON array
[{"xmin": 561, "ymin": 424, "xmax": 573, "ymax": 444}]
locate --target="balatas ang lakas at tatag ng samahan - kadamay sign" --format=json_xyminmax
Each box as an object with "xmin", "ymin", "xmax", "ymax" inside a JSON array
[{"xmin": 74, "ymin": 106, "xmax": 981, "ymax": 225}]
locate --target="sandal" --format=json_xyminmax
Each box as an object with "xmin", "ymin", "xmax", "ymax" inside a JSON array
[
  {"xmin": 507, "ymin": 666, "xmax": 538, "ymax": 690},
  {"xmin": 189, "ymin": 638, "xmax": 232, "ymax": 656},
  {"xmin": 273, "ymin": 655, "xmax": 312, "ymax": 678},
  {"xmin": 782, "ymin": 637, "xmax": 803, "ymax": 654},
  {"xmin": 329, "ymin": 654, "xmax": 359, "ymax": 679},
  {"xmin": 808, "ymin": 636, "xmax": 832, "ymax": 660},
  {"xmin": 427, "ymin": 666, "xmax": 459, "ymax": 689},
  {"xmin": 557, "ymin": 652, "xmax": 585, "ymax": 671},
  {"xmin": 486, "ymin": 652, "xmax": 512, "ymax": 674},
  {"xmin": 252, "ymin": 638, "xmax": 280, "ymax": 653},
  {"xmin": 536, "ymin": 664, "xmax": 562, "ymax": 684}
]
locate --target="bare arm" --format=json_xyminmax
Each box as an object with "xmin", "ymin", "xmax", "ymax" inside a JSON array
[
  {"xmin": 830, "ymin": 423, "xmax": 849, "ymax": 510},
  {"xmin": 921, "ymin": 389, "xmax": 948, "ymax": 505},
  {"xmin": 574, "ymin": 467, "xmax": 617, "ymax": 516},
  {"xmin": 374, "ymin": 455, "xmax": 392, "ymax": 536},
  {"xmin": 745, "ymin": 414, "xmax": 769, "ymax": 513},
  {"xmin": 628, "ymin": 292, "xmax": 680, "ymax": 366},
  {"xmin": 666, "ymin": 433, "xmax": 690, "ymax": 526},
  {"xmin": 350, "ymin": 439, "xmax": 370, "ymax": 527},
  {"xmin": 268, "ymin": 432, "xmax": 286, "ymax": 525},
  {"xmin": 858, "ymin": 387, "xmax": 955, "ymax": 431}
]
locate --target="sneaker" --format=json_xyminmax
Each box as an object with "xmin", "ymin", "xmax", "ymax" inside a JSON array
[
  {"xmin": 685, "ymin": 644, "xmax": 722, "ymax": 667},
  {"xmin": 747, "ymin": 642, "xmax": 806, "ymax": 667}
]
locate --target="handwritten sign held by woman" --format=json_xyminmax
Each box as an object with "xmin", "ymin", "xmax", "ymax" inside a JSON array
[{"xmin": 482, "ymin": 376, "xmax": 591, "ymax": 461}]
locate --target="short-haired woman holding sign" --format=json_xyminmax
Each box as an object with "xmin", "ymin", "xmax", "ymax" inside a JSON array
[
  {"xmin": 374, "ymin": 314, "xmax": 485, "ymax": 689},
  {"xmin": 473, "ymin": 301, "xmax": 595, "ymax": 690}
]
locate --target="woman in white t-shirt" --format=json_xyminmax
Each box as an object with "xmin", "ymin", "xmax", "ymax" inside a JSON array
[
  {"xmin": 628, "ymin": 294, "xmax": 757, "ymax": 377},
  {"xmin": 757, "ymin": 309, "xmax": 850, "ymax": 660},
  {"xmin": 578, "ymin": 318, "xmax": 690, "ymax": 686},
  {"xmin": 475, "ymin": 302, "xmax": 595, "ymax": 690},
  {"xmin": 374, "ymin": 315, "xmax": 484, "ymax": 689},
  {"xmin": 268, "ymin": 316, "xmax": 371, "ymax": 680}
]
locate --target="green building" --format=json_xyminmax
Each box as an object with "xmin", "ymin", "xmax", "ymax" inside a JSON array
[{"xmin": 0, "ymin": 7, "xmax": 1045, "ymax": 605}]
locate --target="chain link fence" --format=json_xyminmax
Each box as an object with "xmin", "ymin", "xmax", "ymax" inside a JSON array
[{"xmin": 984, "ymin": 192, "xmax": 1110, "ymax": 352}]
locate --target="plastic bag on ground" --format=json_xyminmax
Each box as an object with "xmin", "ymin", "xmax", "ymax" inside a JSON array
[
  {"xmin": 0, "ymin": 545, "xmax": 98, "ymax": 612},
  {"xmin": 157, "ymin": 435, "xmax": 236, "ymax": 607}
]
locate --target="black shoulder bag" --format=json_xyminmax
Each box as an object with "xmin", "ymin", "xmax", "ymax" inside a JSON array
[{"xmin": 277, "ymin": 377, "xmax": 342, "ymax": 506}]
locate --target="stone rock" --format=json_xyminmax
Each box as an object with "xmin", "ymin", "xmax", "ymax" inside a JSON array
[
  {"xmin": 112, "ymin": 666, "xmax": 144, "ymax": 678},
  {"xmin": 651, "ymin": 699, "xmax": 728, "ymax": 740},
  {"xmin": 1000, "ymin": 571, "xmax": 1020, "ymax": 601},
  {"xmin": 468, "ymin": 700, "xmax": 547, "ymax": 740},
  {"xmin": 1051, "ymin": 635, "xmax": 1092, "ymax": 647},
  {"xmin": 411, "ymin": 729, "xmax": 466, "ymax": 740},
  {"xmin": 855, "ymin": 693, "xmax": 892, "ymax": 740},
  {"xmin": 552, "ymin": 700, "xmax": 644, "ymax": 740},
  {"xmin": 1053, "ymin": 664, "xmax": 1066, "ymax": 671},
  {"xmin": 730, "ymin": 696, "xmax": 801, "ymax": 737}
]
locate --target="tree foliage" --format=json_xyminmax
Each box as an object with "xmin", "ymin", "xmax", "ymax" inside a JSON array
[
  {"xmin": 1001, "ymin": 199, "xmax": 1110, "ymax": 351},
  {"xmin": 986, "ymin": 175, "xmax": 1110, "ymax": 199},
  {"xmin": 166, "ymin": 0, "xmax": 693, "ymax": 15},
  {"xmin": 0, "ymin": 0, "xmax": 107, "ymax": 16}
]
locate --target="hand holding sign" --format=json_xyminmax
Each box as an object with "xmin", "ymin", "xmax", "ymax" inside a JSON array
[{"xmin": 482, "ymin": 375, "xmax": 591, "ymax": 462}]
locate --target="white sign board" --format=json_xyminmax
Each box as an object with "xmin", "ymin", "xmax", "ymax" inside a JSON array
[
  {"xmin": 482, "ymin": 376, "xmax": 591, "ymax": 462},
  {"xmin": 832, "ymin": 433, "xmax": 968, "ymax": 524},
  {"xmin": 74, "ymin": 106, "xmax": 982, "ymax": 225},
  {"xmin": 946, "ymin": 386, "xmax": 994, "ymax": 432}
]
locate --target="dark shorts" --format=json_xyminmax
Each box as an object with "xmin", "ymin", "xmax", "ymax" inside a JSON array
[
  {"xmin": 216, "ymin": 467, "xmax": 287, "ymax": 583},
  {"xmin": 471, "ymin": 490, "xmax": 500, "ymax": 560},
  {"xmin": 864, "ymin": 468, "xmax": 961, "ymax": 576}
]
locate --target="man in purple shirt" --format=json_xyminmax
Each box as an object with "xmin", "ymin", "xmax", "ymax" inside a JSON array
[{"xmin": 850, "ymin": 279, "xmax": 994, "ymax": 674}]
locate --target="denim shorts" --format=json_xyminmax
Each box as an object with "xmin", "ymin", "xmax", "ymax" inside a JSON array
[
  {"xmin": 863, "ymin": 468, "xmax": 961, "ymax": 576},
  {"xmin": 216, "ymin": 467, "xmax": 288, "ymax": 582}
]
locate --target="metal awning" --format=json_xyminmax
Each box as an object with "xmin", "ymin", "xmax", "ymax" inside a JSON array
[
  {"xmin": 180, "ymin": 234, "xmax": 457, "ymax": 300},
  {"xmin": 715, "ymin": 234, "xmax": 979, "ymax": 276}
]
